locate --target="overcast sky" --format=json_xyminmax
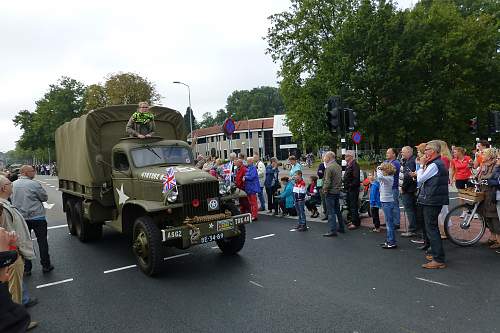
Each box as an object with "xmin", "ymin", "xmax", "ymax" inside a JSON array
[{"xmin": 0, "ymin": 0, "xmax": 415, "ymax": 152}]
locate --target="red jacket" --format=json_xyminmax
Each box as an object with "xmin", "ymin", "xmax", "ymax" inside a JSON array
[{"xmin": 235, "ymin": 165, "xmax": 247, "ymax": 190}]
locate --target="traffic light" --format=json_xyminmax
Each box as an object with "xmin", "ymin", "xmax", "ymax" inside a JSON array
[
  {"xmin": 469, "ymin": 117, "xmax": 478, "ymax": 134},
  {"xmin": 346, "ymin": 108, "xmax": 357, "ymax": 131},
  {"xmin": 488, "ymin": 111, "xmax": 500, "ymax": 134},
  {"xmin": 326, "ymin": 96, "xmax": 341, "ymax": 132}
]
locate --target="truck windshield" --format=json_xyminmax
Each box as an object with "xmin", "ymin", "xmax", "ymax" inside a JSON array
[{"xmin": 131, "ymin": 146, "xmax": 193, "ymax": 167}]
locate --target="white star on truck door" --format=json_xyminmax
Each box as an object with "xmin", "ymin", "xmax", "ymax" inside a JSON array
[{"xmin": 116, "ymin": 184, "xmax": 129, "ymax": 205}]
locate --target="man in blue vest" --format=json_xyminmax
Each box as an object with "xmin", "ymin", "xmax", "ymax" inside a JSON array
[{"xmin": 416, "ymin": 140, "xmax": 449, "ymax": 269}]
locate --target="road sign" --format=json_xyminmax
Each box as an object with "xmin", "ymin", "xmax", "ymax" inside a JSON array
[
  {"xmin": 352, "ymin": 131, "xmax": 362, "ymax": 145},
  {"xmin": 223, "ymin": 118, "xmax": 236, "ymax": 136}
]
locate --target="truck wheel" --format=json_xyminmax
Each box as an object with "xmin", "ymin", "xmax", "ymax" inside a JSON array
[
  {"xmin": 217, "ymin": 203, "xmax": 246, "ymax": 254},
  {"xmin": 132, "ymin": 216, "xmax": 163, "ymax": 276},
  {"xmin": 65, "ymin": 199, "xmax": 77, "ymax": 235},
  {"xmin": 73, "ymin": 201, "xmax": 103, "ymax": 242}
]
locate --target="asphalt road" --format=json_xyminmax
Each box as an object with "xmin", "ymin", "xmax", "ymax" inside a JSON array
[{"xmin": 23, "ymin": 176, "xmax": 500, "ymax": 333}]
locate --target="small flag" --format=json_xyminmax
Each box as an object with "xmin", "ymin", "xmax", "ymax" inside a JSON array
[
  {"xmin": 162, "ymin": 167, "xmax": 177, "ymax": 193},
  {"xmin": 222, "ymin": 162, "xmax": 232, "ymax": 181}
]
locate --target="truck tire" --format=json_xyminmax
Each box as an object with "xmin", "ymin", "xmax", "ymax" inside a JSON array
[
  {"xmin": 65, "ymin": 199, "xmax": 77, "ymax": 235},
  {"xmin": 73, "ymin": 201, "xmax": 103, "ymax": 242},
  {"xmin": 132, "ymin": 216, "xmax": 163, "ymax": 276},
  {"xmin": 216, "ymin": 203, "xmax": 246, "ymax": 255}
]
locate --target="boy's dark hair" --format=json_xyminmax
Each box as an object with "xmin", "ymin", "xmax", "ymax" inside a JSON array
[
  {"xmin": 310, "ymin": 175, "xmax": 318, "ymax": 182},
  {"xmin": 280, "ymin": 176, "xmax": 289, "ymax": 182},
  {"xmin": 296, "ymin": 170, "xmax": 302, "ymax": 176}
]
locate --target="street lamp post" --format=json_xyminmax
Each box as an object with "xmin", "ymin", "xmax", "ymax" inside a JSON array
[{"xmin": 173, "ymin": 81, "xmax": 192, "ymax": 141}]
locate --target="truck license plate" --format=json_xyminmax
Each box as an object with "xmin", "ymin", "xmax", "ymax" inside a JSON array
[
  {"xmin": 233, "ymin": 214, "xmax": 251, "ymax": 225},
  {"xmin": 217, "ymin": 219, "xmax": 234, "ymax": 232},
  {"xmin": 200, "ymin": 233, "xmax": 224, "ymax": 244}
]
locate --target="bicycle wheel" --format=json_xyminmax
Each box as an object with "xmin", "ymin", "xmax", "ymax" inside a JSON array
[{"xmin": 444, "ymin": 203, "xmax": 486, "ymax": 247}]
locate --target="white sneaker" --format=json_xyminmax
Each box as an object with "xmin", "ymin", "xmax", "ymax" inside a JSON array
[{"xmin": 473, "ymin": 213, "xmax": 479, "ymax": 219}]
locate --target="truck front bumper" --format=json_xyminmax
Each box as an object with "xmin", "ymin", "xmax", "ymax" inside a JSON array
[{"xmin": 160, "ymin": 213, "xmax": 252, "ymax": 246}]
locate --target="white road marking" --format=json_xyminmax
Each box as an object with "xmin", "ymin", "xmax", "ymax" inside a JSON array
[
  {"xmin": 415, "ymin": 277, "xmax": 451, "ymax": 287},
  {"xmin": 289, "ymin": 229, "xmax": 296, "ymax": 232},
  {"xmin": 253, "ymin": 234, "xmax": 275, "ymax": 240},
  {"xmin": 249, "ymin": 280, "xmax": 264, "ymax": 288},
  {"xmin": 36, "ymin": 278, "xmax": 74, "ymax": 289},
  {"xmin": 211, "ymin": 246, "xmax": 219, "ymax": 249},
  {"xmin": 47, "ymin": 224, "xmax": 67, "ymax": 230},
  {"xmin": 164, "ymin": 253, "xmax": 191, "ymax": 261},
  {"xmin": 49, "ymin": 185, "xmax": 56, "ymax": 188},
  {"xmin": 104, "ymin": 264, "xmax": 137, "ymax": 274}
]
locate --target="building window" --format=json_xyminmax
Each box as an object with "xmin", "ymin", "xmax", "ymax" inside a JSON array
[
  {"xmin": 249, "ymin": 132, "xmax": 253, "ymax": 139},
  {"xmin": 232, "ymin": 133, "xmax": 240, "ymax": 140},
  {"xmin": 211, "ymin": 137, "xmax": 215, "ymax": 143},
  {"xmin": 223, "ymin": 135, "xmax": 227, "ymax": 141}
]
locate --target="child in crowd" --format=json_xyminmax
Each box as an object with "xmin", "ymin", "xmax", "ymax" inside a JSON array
[
  {"xmin": 276, "ymin": 177, "xmax": 296, "ymax": 217},
  {"xmin": 292, "ymin": 170, "xmax": 307, "ymax": 231},
  {"xmin": 368, "ymin": 171, "xmax": 381, "ymax": 232},
  {"xmin": 305, "ymin": 175, "xmax": 321, "ymax": 218},
  {"xmin": 377, "ymin": 162, "xmax": 398, "ymax": 249}
]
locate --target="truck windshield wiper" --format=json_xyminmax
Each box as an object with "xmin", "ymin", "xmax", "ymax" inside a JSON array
[{"xmin": 144, "ymin": 146, "xmax": 162, "ymax": 160}]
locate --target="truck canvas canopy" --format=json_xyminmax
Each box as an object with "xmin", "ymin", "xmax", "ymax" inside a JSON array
[{"xmin": 55, "ymin": 104, "xmax": 187, "ymax": 187}]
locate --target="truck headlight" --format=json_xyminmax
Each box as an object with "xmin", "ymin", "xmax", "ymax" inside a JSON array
[{"xmin": 166, "ymin": 190, "xmax": 178, "ymax": 203}]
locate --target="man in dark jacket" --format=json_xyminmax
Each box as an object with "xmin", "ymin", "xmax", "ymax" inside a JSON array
[
  {"xmin": 417, "ymin": 140, "xmax": 449, "ymax": 269},
  {"xmin": 400, "ymin": 146, "xmax": 418, "ymax": 237},
  {"xmin": 343, "ymin": 150, "xmax": 361, "ymax": 230}
]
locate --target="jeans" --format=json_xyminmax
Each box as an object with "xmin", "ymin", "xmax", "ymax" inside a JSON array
[
  {"xmin": 381, "ymin": 202, "xmax": 396, "ymax": 245},
  {"xmin": 347, "ymin": 190, "xmax": 360, "ymax": 226},
  {"xmin": 423, "ymin": 205, "xmax": 445, "ymax": 263},
  {"xmin": 295, "ymin": 201, "xmax": 306, "ymax": 226},
  {"xmin": 258, "ymin": 187, "xmax": 266, "ymax": 210},
  {"xmin": 325, "ymin": 193, "xmax": 345, "ymax": 233},
  {"xmin": 401, "ymin": 192, "xmax": 417, "ymax": 232},
  {"xmin": 22, "ymin": 281, "xmax": 30, "ymax": 305},
  {"xmin": 25, "ymin": 218, "xmax": 51, "ymax": 272},
  {"xmin": 320, "ymin": 189, "xmax": 327, "ymax": 216},
  {"xmin": 392, "ymin": 188, "xmax": 401, "ymax": 226}
]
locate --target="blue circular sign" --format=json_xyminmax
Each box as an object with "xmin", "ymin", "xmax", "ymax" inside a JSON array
[
  {"xmin": 223, "ymin": 118, "xmax": 236, "ymax": 135},
  {"xmin": 352, "ymin": 131, "xmax": 362, "ymax": 144}
]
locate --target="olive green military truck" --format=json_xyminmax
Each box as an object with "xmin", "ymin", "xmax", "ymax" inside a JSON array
[{"xmin": 55, "ymin": 105, "xmax": 251, "ymax": 276}]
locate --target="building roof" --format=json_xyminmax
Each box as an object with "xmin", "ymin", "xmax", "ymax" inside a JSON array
[{"xmin": 192, "ymin": 117, "xmax": 275, "ymax": 138}]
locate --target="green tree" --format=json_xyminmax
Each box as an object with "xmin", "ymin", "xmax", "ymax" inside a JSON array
[
  {"xmin": 83, "ymin": 84, "xmax": 107, "ymax": 112},
  {"xmin": 266, "ymin": 0, "xmax": 500, "ymax": 148},
  {"xmin": 183, "ymin": 107, "xmax": 199, "ymax": 134},
  {"xmin": 13, "ymin": 76, "xmax": 86, "ymax": 150},
  {"xmin": 83, "ymin": 72, "xmax": 161, "ymax": 111},
  {"xmin": 225, "ymin": 86, "xmax": 285, "ymax": 120},
  {"xmin": 199, "ymin": 112, "xmax": 215, "ymax": 128}
]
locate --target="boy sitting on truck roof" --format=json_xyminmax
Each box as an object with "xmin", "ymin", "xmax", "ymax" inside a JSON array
[{"xmin": 126, "ymin": 102, "xmax": 156, "ymax": 138}]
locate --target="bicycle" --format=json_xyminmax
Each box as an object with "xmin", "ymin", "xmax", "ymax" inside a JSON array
[{"xmin": 443, "ymin": 178, "xmax": 487, "ymax": 246}]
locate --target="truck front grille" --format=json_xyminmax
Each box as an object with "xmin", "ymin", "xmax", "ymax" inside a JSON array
[{"xmin": 180, "ymin": 181, "xmax": 219, "ymax": 218}]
